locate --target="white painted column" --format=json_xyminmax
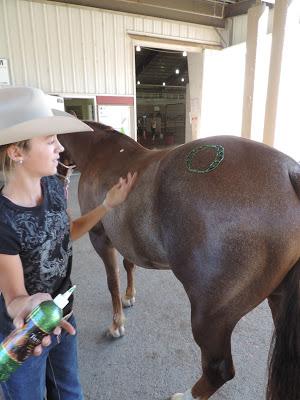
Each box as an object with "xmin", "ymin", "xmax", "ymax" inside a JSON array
[
  {"xmin": 241, "ymin": 3, "xmax": 269, "ymax": 139},
  {"xmin": 263, "ymin": 0, "xmax": 297, "ymax": 146},
  {"xmin": 185, "ymin": 83, "xmax": 192, "ymax": 142},
  {"xmin": 272, "ymin": 0, "xmax": 300, "ymax": 157},
  {"xmin": 187, "ymin": 51, "xmax": 204, "ymax": 140}
]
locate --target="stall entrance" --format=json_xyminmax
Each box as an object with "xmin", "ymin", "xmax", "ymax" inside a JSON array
[{"xmin": 135, "ymin": 47, "xmax": 188, "ymax": 148}]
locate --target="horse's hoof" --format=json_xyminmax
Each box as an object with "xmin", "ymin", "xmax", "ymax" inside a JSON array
[
  {"xmin": 170, "ymin": 389, "xmax": 194, "ymax": 400},
  {"xmin": 171, "ymin": 394, "xmax": 184, "ymax": 400},
  {"xmin": 122, "ymin": 295, "xmax": 135, "ymax": 308},
  {"xmin": 107, "ymin": 325, "xmax": 125, "ymax": 338}
]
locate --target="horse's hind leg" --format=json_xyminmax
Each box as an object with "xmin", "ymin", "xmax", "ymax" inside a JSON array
[
  {"xmin": 122, "ymin": 259, "xmax": 136, "ymax": 307},
  {"xmin": 172, "ymin": 310, "xmax": 235, "ymax": 400},
  {"xmin": 89, "ymin": 230, "xmax": 125, "ymax": 338}
]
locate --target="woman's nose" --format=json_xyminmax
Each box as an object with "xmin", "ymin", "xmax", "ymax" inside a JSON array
[{"xmin": 56, "ymin": 139, "xmax": 64, "ymax": 153}]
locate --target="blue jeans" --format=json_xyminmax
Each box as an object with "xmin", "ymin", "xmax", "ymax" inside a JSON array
[{"xmin": 0, "ymin": 315, "xmax": 83, "ymax": 400}]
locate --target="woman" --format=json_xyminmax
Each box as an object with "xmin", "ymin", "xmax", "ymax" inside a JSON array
[{"xmin": 0, "ymin": 86, "xmax": 137, "ymax": 399}]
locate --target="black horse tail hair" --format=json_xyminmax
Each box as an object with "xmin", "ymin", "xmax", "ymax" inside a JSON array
[{"xmin": 266, "ymin": 260, "xmax": 300, "ymax": 400}]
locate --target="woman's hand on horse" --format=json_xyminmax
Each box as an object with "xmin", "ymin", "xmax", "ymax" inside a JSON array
[
  {"xmin": 13, "ymin": 292, "xmax": 76, "ymax": 356},
  {"xmin": 104, "ymin": 172, "xmax": 138, "ymax": 210}
]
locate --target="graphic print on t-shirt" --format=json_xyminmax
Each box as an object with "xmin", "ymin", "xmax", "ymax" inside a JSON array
[{"xmin": 0, "ymin": 176, "xmax": 72, "ymax": 296}]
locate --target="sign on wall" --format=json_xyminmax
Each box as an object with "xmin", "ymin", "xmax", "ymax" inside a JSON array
[
  {"xmin": 0, "ymin": 59, "xmax": 10, "ymax": 85},
  {"xmin": 98, "ymin": 105, "xmax": 131, "ymax": 136}
]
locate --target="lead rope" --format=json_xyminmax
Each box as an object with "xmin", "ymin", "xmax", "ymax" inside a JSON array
[{"xmin": 57, "ymin": 161, "xmax": 77, "ymax": 199}]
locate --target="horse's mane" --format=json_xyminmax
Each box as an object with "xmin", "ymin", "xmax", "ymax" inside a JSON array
[{"xmin": 84, "ymin": 120, "xmax": 144, "ymax": 150}]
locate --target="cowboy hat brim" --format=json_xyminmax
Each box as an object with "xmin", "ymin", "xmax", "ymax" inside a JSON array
[{"xmin": 0, "ymin": 112, "xmax": 93, "ymax": 146}]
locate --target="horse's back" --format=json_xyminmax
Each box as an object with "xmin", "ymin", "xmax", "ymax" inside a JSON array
[{"xmin": 159, "ymin": 136, "xmax": 298, "ymax": 200}]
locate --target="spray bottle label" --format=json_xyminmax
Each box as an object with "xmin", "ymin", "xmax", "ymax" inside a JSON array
[{"xmin": 1, "ymin": 319, "xmax": 48, "ymax": 363}]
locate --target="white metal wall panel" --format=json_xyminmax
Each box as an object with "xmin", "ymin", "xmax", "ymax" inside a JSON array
[
  {"xmin": 104, "ymin": 13, "xmax": 116, "ymax": 94},
  {"xmin": 153, "ymin": 19, "xmax": 163, "ymax": 35},
  {"xmin": 231, "ymin": 15, "xmax": 248, "ymax": 45},
  {"xmin": 0, "ymin": 1, "xmax": 11, "ymax": 79},
  {"xmin": 47, "ymin": 5, "xmax": 64, "ymax": 92},
  {"xmin": 0, "ymin": 0, "xmax": 223, "ymax": 95},
  {"xmin": 231, "ymin": 9, "xmax": 274, "ymax": 45},
  {"xmin": 143, "ymin": 18, "xmax": 153, "ymax": 33}
]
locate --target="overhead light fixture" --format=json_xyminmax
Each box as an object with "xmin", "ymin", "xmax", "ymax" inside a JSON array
[
  {"xmin": 175, "ymin": 69, "xmax": 180, "ymax": 74},
  {"xmin": 181, "ymin": 77, "xmax": 185, "ymax": 82},
  {"xmin": 136, "ymin": 45, "xmax": 141, "ymax": 52},
  {"xmin": 137, "ymin": 80, "xmax": 141, "ymax": 85},
  {"xmin": 183, "ymin": 51, "xmax": 187, "ymax": 57},
  {"xmin": 162, "ymin": 82, "xmax": 166, "ymax": 86}
]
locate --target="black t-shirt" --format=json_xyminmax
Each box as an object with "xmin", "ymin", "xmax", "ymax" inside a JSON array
[{"xmin": 0, "ymin": 175, "xmax": 73, "ymax": 334}]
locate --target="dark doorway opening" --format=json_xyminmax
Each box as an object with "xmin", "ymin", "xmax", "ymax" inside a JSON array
[{"xmin": 135, "ymin": 47, "xmax": 188, "ymax": 148}]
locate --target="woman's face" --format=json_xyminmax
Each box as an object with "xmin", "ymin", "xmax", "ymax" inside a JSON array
[{"xmin": 21, "ymin": 135, "xmax": 64, "ymax": 178}]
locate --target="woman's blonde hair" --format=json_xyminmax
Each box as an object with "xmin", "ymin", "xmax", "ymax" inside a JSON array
[{"xmin": 0, "ymin": 140, "xmax": 30, "ymax": 184}]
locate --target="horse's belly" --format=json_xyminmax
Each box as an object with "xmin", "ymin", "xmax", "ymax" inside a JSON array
[
  {"xmin": 136, "ymin": 259, "xmax": 170, "ymax": 270},
  {"xmin": 115, "ymin": 244, "xmax": 170, "ymax": 270},
  {"xmin": 103, "ymin": 220, "xmax": 169, "ymax": 269}
]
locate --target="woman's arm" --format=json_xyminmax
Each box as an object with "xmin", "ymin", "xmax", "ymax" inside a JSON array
[
  {"xmin": 0, "ymin": 253, "xmax": 30, "ymax": 319},
  {"xmin": 0, "ymin": 253, "xmax": 75, "ymax": 355},
  {"xmin": 70, "ymin": 171, "xmax": 137, "ymax": 241}
]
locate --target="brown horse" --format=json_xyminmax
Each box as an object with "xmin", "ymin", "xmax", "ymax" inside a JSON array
[{"xmin": 58, "ymin": 121, "xmax": 300, "ymax": 400}]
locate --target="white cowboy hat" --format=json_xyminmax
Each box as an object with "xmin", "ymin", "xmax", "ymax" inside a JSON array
[{"xmin": 0, "ymin": 86, "xmax": 93, "ymax": 146}]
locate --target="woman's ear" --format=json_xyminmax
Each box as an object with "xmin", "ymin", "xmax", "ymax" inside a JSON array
[{"xmin": 6, "ymin": 144, "xmax": 24, "ymax": 163}]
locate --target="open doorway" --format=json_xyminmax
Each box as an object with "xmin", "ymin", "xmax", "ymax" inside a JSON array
[
  {"xmin": 135, "ymin": 47, "xmax": 188, "ymax": 148},
  {"xmin": 64, "ymin": 98, "xmax": 95, "ymax": 121}
]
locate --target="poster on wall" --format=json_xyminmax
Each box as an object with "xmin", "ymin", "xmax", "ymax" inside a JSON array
[
  {"xmin": 98, "ymin": 105, "xmax": 131, "ymax": 136},
  {"xmin": 0, "ymin": 59, "xmax": 10, "ymax": 86}
]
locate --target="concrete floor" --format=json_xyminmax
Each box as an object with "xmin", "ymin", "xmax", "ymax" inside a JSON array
[{"xmin": 0, "ymin": 174, "xmax": 274, "ymax": 399}]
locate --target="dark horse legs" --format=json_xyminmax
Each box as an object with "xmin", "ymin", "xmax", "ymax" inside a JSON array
[
  {"xmin": 171, "ymin": 301, "xmax": 235, "ymax": 400},
  {"xmin": 171, "ymin": 263, "xmax": 236, "ymax": 400},
  {"xmin": 190, "ymin": 318, "xmax": 235, "ymax": 399},
  {"xmin": 89, "ymin": 230, "xmax": 125, "ymax": 337},
  {"xmin": 89, "ymin": 230, "xmax": 137, "ymax": 337},
  {"xmin": 122, "ymin": 259, "xmax": 136, "ymax": 307}
]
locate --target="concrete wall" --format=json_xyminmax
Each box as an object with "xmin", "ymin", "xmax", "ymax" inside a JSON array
[{"xmin": 199, "ymin": 43, "xmax": 246, "ymax": 137}]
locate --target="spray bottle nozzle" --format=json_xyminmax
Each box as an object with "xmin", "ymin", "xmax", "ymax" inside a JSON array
[
  {"xmin": 53, "ymin": 285, "xmax": 76, "ymax": 309},
  {"xmin": 64, "ymin": 285, "xmax": 76, "ymax": 299}
]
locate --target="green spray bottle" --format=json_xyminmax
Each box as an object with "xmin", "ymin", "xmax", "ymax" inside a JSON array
[{"xmin": 0, "ymin": 285, "xmax": 76, "ymax": 381}]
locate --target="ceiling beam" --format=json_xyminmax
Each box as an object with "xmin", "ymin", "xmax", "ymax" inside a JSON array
[
  {"xmin": 49, "ymin": 0, "xmax": 226, "ymax": 28},
  {"xmin": 224, "ymin": 0, "xmax": 257, "ymax": 17},
  {"xmin": 136, "ymin": 51, "xmax": 161, "ymax": 77}
]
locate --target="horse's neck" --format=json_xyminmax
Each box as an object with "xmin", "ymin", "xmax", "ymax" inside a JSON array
[
  {"xmin": 62, "ymin": 130, "xmax": 142, "ymax": 170},
  {"xmin": 61, "ymin": 132, "xmax": 96, "ymax": 170}
]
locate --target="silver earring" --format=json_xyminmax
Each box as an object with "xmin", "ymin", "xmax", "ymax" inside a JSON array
[{"xmin": 17, "ymin": 159, "xmax": 23, "ymax": 165}]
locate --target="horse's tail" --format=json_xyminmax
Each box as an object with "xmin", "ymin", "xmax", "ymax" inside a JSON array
[{"xmin": 266, "ymin": 260, "xmax": 300, "ymax": 400}]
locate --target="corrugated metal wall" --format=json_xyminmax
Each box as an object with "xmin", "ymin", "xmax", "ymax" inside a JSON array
[
  {"xmin": 0, "ymin": 0, "xmax": 222, "ymax": 95},
  {"xmin": 231, "ymin": 9, "xmax": 274, "ymax": 45}
]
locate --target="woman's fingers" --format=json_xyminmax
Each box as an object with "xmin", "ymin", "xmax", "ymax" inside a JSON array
[
  {"xmin": 41, "ymin": 336, "xmax": 51, "ymax": 347},
  {"xmin": 123, "ymin": 172, "xmax": 137, "ymax": 193},
  {"xmin": 13, "ymin": 293, "xmax": 53, "ymax": 329},
  {"xmin": 53, "ymin": 326, "xmax": 62, "ymax": 336},
  {"xmin": 128, "ymin": 171, "xmax": 138, "ymax": 187},
  {"xmin": 104, "ymin": 171, "xmax": 138, "ymax": 209},
  {"xmin": 60, "ymin": 319, "xmax": 76, "ymax": 335},
  {"xmin": 33, "ymin": 345, "xmax": 43, "ymax": 356},
  {"xmin": 31, "ymin": 320, "xmax": 74, "ymax": 357}
]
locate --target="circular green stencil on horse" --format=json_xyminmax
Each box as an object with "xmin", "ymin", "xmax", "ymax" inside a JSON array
[{"xmin": 186, "ymin": 144, "xmax": 224, "ymax": 174}]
